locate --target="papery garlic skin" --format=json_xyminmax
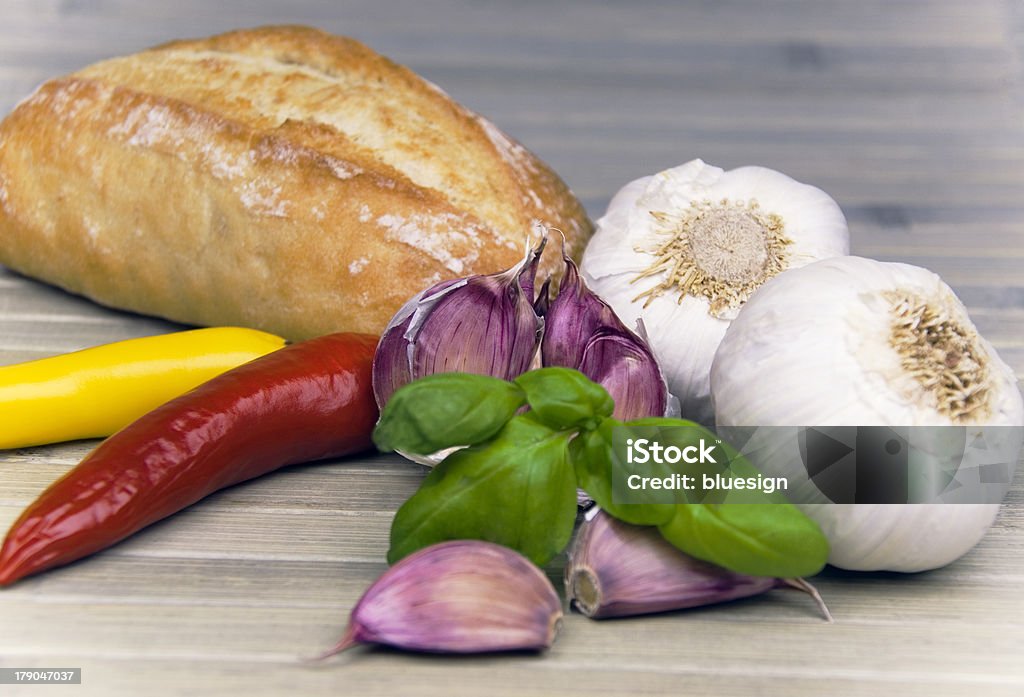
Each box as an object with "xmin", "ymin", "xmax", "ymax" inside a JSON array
[
  {"xmin": 581, "ymin": 159, "xmax": 849, "ymax": 426},
  {"xmin": 711, "ymin": 256, "xmax": 1024, "ymax": 572}
]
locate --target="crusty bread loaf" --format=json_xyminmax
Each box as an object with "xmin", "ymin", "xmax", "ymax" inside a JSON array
[{"xmin": 0, "ymin": 26, "xmax": 592, "ymax": 339}]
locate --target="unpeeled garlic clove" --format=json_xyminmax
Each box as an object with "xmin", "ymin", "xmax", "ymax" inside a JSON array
[
  {"xmin": 566, "ymin": 509, "xmax": 832, "ymax": 621},
  {"xmin": 317, "ymin": 540, "xmax": 563, "ymax": 658},
  {"xmin": 542, "ymin": 251, "xmax": 669, "ymax": 420},
  {"xmin": 577, "ymin": 325, "xmax": 668, "ymax": 421},
  {"xmin": 372, "ymin": 241, "xmax": 546, "ymax": 408}
]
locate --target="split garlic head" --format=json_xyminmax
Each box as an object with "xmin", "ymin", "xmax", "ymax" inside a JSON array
[
  {"xmin": 581, "ymin": 159, "xmax": 849, "ymax": 426},
  {"xmin": 711, "ymin": 256, "xmax": 1024, "ymax": 571}
]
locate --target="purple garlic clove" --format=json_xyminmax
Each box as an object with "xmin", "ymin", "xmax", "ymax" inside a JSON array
[
  {"xmin": 317, "ymin": 540, "xmax": 563, "ymax": 658},
  {"xmin": 372, "ymin": 241, "xmax": 546, "ymax": 408},
  {"xmin": 542, "ymin": 250, "xmax": 669, "ymax": 420},
  {"xmin": 566, "ymin": 509, "xmax": 832, "ymax": 621},
  {"xmin": 577, "ymin": 327, "xmax": 669, "ymax": 423},
  {"xmin": 542, "ymin": 248, "xmax": 620, "ymax": 369}
]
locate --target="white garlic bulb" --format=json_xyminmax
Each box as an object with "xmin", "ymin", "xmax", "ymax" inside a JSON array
[
  {"xmin": 581, "ymin": 159, "xmax": 849, "ymax": 426},
  {"xmin": 711, "ymin": 256, "xmax": 1024, "ymax": 572}
]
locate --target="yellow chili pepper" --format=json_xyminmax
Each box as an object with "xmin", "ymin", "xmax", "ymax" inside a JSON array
[{"xmin": 0, "ymin": 327, "xmax": 286, "ymax": 449}]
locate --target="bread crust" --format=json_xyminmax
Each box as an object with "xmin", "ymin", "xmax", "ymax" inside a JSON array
[{"xmin": 0, "ymin": 26, "xmax": 592, "ymax": 339}]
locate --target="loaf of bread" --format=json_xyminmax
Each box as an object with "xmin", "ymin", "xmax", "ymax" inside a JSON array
[{"xmin": 0, "ymin": 26, "xmax": 592, "ymax": 339}]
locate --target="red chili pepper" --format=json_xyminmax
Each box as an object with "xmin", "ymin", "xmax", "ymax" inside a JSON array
[{"xmin": 0, "ymin": 332, "xmax": 379, "ymax": 586}]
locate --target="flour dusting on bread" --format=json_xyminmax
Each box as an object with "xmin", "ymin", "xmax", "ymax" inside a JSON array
[{"xmin": 377, "ymin": 212, "xmax": 485, "ymax": 275}]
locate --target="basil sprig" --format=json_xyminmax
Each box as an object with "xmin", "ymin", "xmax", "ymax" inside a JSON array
[{"xmin": 377, "ymin": 368, "xmax": 830, "ymax": 576}]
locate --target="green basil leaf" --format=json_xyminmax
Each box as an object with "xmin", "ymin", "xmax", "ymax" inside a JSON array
[
  {"xmin": 623, "ymin": 417, "xmax": 791, "ymax": 505},
  {"xmin": 571, "ymin": 417, "xmax": 676, "ymax": 526},
  {"xmin": 373, "ymin": 373, "xmax": 526, "ymax": 454},
  {"xmin": 387, "ymin": 415, "xmax": 577, "ymax": 566},
  {"xmin": 515, "ymin": 367, "xmax": 614, "ymax": 431},
  {"xmin": 659, "ymin": 503, "xmax": 830, "ymax": 578}
]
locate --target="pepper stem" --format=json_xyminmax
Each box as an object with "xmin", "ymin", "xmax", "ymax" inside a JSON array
[{"xmin": 781, "ymin": 577, "xmax": 834, "ymax": 623}]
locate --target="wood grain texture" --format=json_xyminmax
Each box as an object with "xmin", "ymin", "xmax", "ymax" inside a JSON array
[{"xmin": 1, "ymin": 1, "xmax": 1023, "ymax": 695}]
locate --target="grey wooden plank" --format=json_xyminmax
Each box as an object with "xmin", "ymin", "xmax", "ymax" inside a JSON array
[
  {"xmin": 2, "ymin": 0, "xmax": 1010, "ymax": 41},
  {"xmin": 4, "ymin": 600, "xmax": 1022, "ymax": 683},
  {"xmin": 0, "ymin": 503, "xmax": 396, "ymax": 564},
  {"xmin": 0, "ymin": 0, "xmax": 1022, "ymax": 695},
  {"xmin": 1, "ymin": 657, "xmax": 1016, "ymax": 697},
  {"xmin": 1, "ymin": 533, "xmax": 1021, "ymax": 626},
  {"xmin": 0, "ymin": 455, "xmax": 425, "ymax": 509},
  {"xmin": 0, "ymin": 317, "xmax": 187, "ymax": 353},
  {"xmin": 4, "ymin": 44, "xmax": 1016, "ymax": 120}
]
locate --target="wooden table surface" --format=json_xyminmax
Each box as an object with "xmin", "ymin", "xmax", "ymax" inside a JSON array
[{"xmin": 2, "ymin": 1, "xmax": 1023, "ymax": 695}]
